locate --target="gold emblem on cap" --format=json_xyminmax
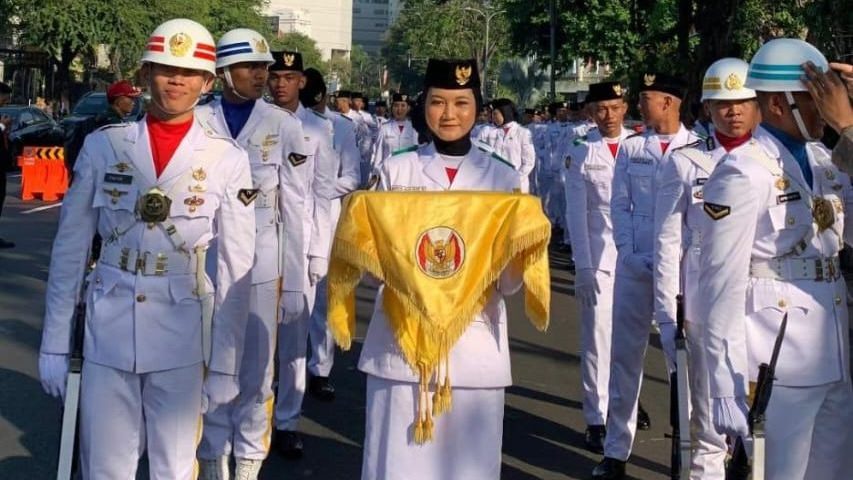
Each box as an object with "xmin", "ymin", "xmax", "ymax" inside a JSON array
[
  {"xmin": 643, "ymin": 73, "xmax": 656, "ymax": 86},
  {"xmin": 314, "ymin": 92, "xmax": 323, "ymax": 102},
  {"xmin": 775, "ymin": 177, "xmax": 790, "ymax": 190},
  {"xmin": 612, "ymin": 84, "xmax": 623, "ymax": 96},
  {"xmin": 169, "ymin": 33, "xmax": 192, "ymax": 57},
  {"xmin": 402, "ymin": 94, "xmax": 408, "ymax": 101},
  {"xmin": 455, "ymin": 64, "xmax": 472, "ymax": 86},
  {"xmin": 254, "ymin": 38, "xmax": 268, "ymax": 53},
  {"xmin": 724, "ymin": 73, "xmax": 743, "ymax": 90},
  {"xmin": 283, "ymin": 53, "xmax": 296, "ymax": 67}
]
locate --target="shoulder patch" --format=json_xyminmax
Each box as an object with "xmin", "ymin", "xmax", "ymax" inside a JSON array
[
  {"xmin": 672, "ymin": 139, "xmax": 704, "ymax": 153},
  {"xmin": 391, "ymin": 144, "xmax": 418, "ymax": 156},
  {"xmin": 491, "ymin": 151, "xmax": 514, "ymax": 169},
  {"xmin": 288, "ymin": 152, "xmax": 308, "ymax": 166},
  {"xmin": 703, "ymin": 202, "xmax": 731, "ymax": 220},
  {"xmin": 237, "ymin": 189, "xmax": 259, "ymax": 206}
]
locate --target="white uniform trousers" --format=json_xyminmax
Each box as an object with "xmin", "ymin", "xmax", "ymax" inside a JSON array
[
  {"xmin": 764, "ymin": 380, "xmax": 853, "ymax": 480},
  {"xmin": 307, "ymin": 275, "xmax": 336, "ymax": 377},
  {"xmin": 603, "ymin": 271, "xmax": 653, "ymax": 460},
  {"xmin": 274, "ymin": 270, "xmax": 317, "ymax": 431},
  {"xmin": 80, "ymin": 361, "xmax": 203, "ymax": 480},
  {"xmin": 685, "ymin": 319, "xmax": 726, "ymax": 480},
  {"xmin": 580, "ymin": 269, "xmax": 614, "ymax": 426},
  {"xmin": 361, "ymin": 375, "xmax": 504, "ymax": 480},
  {"xmin": 549, "ymin": 177, "xmax": 566, "ymax": 230},
  {"xmin": 199, "ymin": 279, "xmax": 279, "ymax": 460}
]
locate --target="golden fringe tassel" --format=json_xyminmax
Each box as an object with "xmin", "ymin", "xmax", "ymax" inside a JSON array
[{"xmin": 413, "ymin": 362, "xmax": 435, "ymax": 444}]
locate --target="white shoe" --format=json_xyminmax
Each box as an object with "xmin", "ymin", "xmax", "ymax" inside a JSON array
[
  {"xmin": 198, "ymin": 455, "xmax": 230, "ymax": 480},
  {"xmin": 234, "ymin": 457, "xmax": 264, "ymax": 480}
]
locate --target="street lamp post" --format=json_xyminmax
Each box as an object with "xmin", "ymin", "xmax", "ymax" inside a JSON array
[{"xmin": 464, "ymin": 5, "xmax": 504, "ymax": 97}]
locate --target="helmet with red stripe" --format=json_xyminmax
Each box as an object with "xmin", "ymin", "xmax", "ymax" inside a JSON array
[{"xmin": 141, "ymin": 18, "xmax": 216, "ymax": 75}]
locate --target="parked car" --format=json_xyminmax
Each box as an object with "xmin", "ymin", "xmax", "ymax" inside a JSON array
[{"xmin": 0, "ymin": 105, "xmax": 65, "ymax": 169}]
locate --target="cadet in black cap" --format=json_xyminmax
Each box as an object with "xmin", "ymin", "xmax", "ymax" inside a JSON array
[
  {"xmin": 374, "ymin": 99, "xmax": 388, "ymax": 121},
  {"xmin": 359, "ymin": 59, "xmax": 523, "ymax": 479},
  {"xmin": 371, "ymin": 92, "xmax": 417, "ymax": 167},
  {"xmin": 268, "ymin": 50, "xmax": 305, "ymax": 111},
  {"xmin": 591, "ymin": 71, "xmax": 700, "ymax": 480}
]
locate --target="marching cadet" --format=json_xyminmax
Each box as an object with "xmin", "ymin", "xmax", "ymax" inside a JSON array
[
  {"xmin": 374, "ymin": 99, "xmax": 389, "ymax": 124},
  {"xmin": 526, "ymin": 108, "xmax": 547, "ymax": 195},
  {"xmin": 698, "ymin": 39, "xmax": 853, "ymax": 480},
  {"xmin": 653, "ymin": 58, "xmax": 759, "ymax": 480},
  {"xmin": 371, "ymin": 92, "xmax": 418, "ymax": 170},
  {"xmin": 487, "ymin": 98, "xmax": 536, "ymax": 193},
  {"xmin": 265, "ymin": 50, "xmax": 338, "ymax": 460},
  {"xmin": 300, "ymin": 67, "xmax": 362, "ymax": 402},
  {"xmin": 470, "ymin": 103, "xmax": 494, "ymax": 142},
  {"xmin": 335, "ymin": 90, "xmax": 373, "ymax": 183},
  {"xmin": 194, "ymin": 30, "xmax": 310, "ymax": 480},
  {"xmin": 593, "ymin": 72, "xmax": 699, "ymax": 479},
  {"xmin": 545, "ymin": 101, "xmax": 572, "ymax": 240},
  {"xmin": 38, "ymin": 19, "xmax": 256, "ymax": 479},
  {"xmin": 562, "ymin": 81, "xmax": 632, "ymax": 455},
  {"xmin": 361, "ymin": 59, "xmax": 523, "ymax": 480},
  {"xmin": 353, "ymin": 92, "xmax": 380, "ymax": 145}
]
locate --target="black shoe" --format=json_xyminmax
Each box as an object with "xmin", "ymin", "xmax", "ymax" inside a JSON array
[
  {"xmin": 585, "ymin": 425, "xmax": 606, "ymax": 454},
  {"xmin": 0, "ymin": 238, "xmax": 14, "ymax": 249},
  {"xmin": 591, "ymin": 457, "xmax": 626, "ymax": 480},
  {"xmin": 637, "ymin": 401, "xmax": 651, "ymax": 430},
  {"xmin": 307, "ymin": 375, "xmax": 336, "ymax": 402},
  {"xmin": 274, "ymin": 430, "xmax": 303, "ymax": 459}
]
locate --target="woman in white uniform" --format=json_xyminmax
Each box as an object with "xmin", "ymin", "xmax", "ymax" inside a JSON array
[{"xmin": 359, "ymin": 59, "xmax": 522, "ymax": 480}]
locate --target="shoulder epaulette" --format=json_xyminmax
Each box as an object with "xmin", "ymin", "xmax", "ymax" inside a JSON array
[
  {"xmin": 671, "ymin": 139, "xmax": 704, "ymax": 153},
  {"xmin": 475, "ymin": 140, "xmax": 493, "ymax": 154},
  {"xmin": 490, "ymin": 151, "xmax": 514, "ymax": 169},
  {"xmin": 339, "ymin": 113, "xmax": 353, "ymax": 122},
  {"xmin": 391, "ymin": 144, "xmax": 418, "ymax": 156}
]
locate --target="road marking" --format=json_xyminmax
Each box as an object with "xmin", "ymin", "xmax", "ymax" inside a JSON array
[{"xmin": 21, "ymin": 202, "xmax": 62, "ymax": 214}]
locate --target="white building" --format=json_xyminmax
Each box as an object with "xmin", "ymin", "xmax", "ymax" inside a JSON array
[
  {"xmin": 265, "ymin": 0, "xmax": 353, "ymax": 61},
  {"xmin": 352, "ymin": 0, "xmax": 403, "ymax": 55}
]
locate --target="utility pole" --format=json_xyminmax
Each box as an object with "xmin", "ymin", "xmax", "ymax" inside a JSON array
[
  {"xmin": 465, "ymin": 5, "xmax": 504, "ymax": 98},
  {"xmin": 549, "ymin": 0, "xmax": 556, "ymax": 100}
]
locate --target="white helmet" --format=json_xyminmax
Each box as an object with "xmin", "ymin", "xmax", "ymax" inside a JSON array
[
  {"xmin": 215, "ymin": 28, "xmax": 274, "ymax": 69},
  {"xmin": 745, "ymin": 38, "xmax": 829, "ymax": 92},
  {"xmin": 141, "ymin": 18, "xmax": 216, "ymax": 75},
  {"xmin": 701, "ymin": 58, "xmax": 756, "ymax": 101}
]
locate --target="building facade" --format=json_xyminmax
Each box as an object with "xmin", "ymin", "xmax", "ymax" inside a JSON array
[{"xmin": 265, "ymin": 0, "xmax": 353, "ymax": 61}]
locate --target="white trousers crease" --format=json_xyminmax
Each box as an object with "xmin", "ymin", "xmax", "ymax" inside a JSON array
[{"xmin": 580, "ymin": 269, "xmax": 614, "ymax": 426}]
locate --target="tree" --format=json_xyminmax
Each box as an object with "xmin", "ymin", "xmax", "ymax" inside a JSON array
[
  {"xmin": 498, "ymin": 57, "xmax": 546, "ymax": 107},
  {"xmin": 269, "ymin": 32, "xmax": 327, "ymax": 75}
]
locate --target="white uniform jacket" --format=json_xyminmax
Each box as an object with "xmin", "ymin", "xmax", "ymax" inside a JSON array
[
  {"xmin": 470, "ymin": 123, "xmax": 493, "ymax": 144},
  {"xmin": 698, "ymin": 125, "xmax": 853, "ymax": 397},
  {"xmin": 487, "ymin": 121, "xmax": 536, "ymax": 192},
  {"xmin": 563, "ymin": 127, "xmax": 632, "ymax": 273},
  {"xmin": 41, "ymin": 119, "xmax": 256, "ymax": 375},
  {"xmin": 344, "ymin": 110, "xmax": 373, "ymax": 162},
  {"xmin": 371, "ymin": 119, "xmax": 418, "ymax": 170},
  {"xmin": 358, "ymin": 142, "xmax": 522, "ymax": 387},
  {"xmin": 653, "ymin": 136, "xmax": 732, "ymax": 327},
  {"xmin": 296, "ymin": 104, "xmax": 337, "ymax": 259},
  {"xmin": 197, "ymin": 100, "xmax": 309, "ymax": 292},
  {"xmin": 546, "ymin": 122, "xmax": 574, "ymax": 174},
  {"xmin": 327, "ymin": 111, "xmax": 363, "ymax": 196},
  {"xmin": 611, "ymin": 125, "xmax": 699, "ymax": 265}
]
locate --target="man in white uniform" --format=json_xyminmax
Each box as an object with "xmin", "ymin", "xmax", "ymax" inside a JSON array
[
  {"xmin": 195, "ymin": 31, "xmax": 310, "ymax": 480},
  {"xmin": 335, "ymin": 90, "xmax": 372, "ymax": 184},
  {"xmin": 38, "ymin": 19, "xmax": 256, "ymax": 479},
  {"xmin": 488, "ymin": 98, "xmax": 536, "ymax": 193},
  {"xmin": 699, "ymin": 39, "xmax": 853, "ymax": 480},
  {"xmin": 371, "ymin": 92, "xmax": 417, "ymax": 171},
  {"xmin": 593, "ymin": 72, "xmax": 700, "ymax": 479},
  {"xmin": 265, "ymin": 50, "xmax": 337, "ymax": 460},
  {"xmin": 300, "ymin": 67, "xmax": 362, "ymax": 401},
  {"xmin": 563, "ymin": 81, "xmax": 632, "ymax": 454},
  {"xmin": 653, "ymin": 58, "xmax": 759, "ymax": 480}
]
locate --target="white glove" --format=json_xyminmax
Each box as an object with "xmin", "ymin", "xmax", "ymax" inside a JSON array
[
  {"xmin": 308, "ymin": 257, "xmax": 329, "ymax": 286},
  {"xmin": 39, "ymin": 352, "xmax": 69, "ymax": 398},
  {"xmin": 712, "ymin": 396, "xmax": 750, "ymax": 439},
  {"xmin": 279, "ymin": 290, "xmax": 305, "ymax": 324},
  {"xmin": 574, "ymin": 268, "xmax": 600, "ymax": 308},
  {"xmin": 622, "ymin": 253, "xmax": 653, "ymax": 279},
  {"xmin": 203, "ymin": 372, "xmax": 240, "ymax": 407},
  {"xmin": 658, "ymin": 322, "xmax": 677, "ymax": 372}
]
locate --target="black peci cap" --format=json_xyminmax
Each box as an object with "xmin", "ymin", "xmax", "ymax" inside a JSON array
[
  {"xmin": 392, "ymin": 92, "xmax": 410, "ymax": 103},
  {"xmin": 639, "ymin": 72, "xmax": 687, "ymax": 100},
  {"xmin": 586, "ymin": 81, "xmax": 626, "ymax": 103},
  {"xmin": 299, "ymin": 68, "xmax": 326, "ymax": 107},
  {"xmin": 423, "ymin": 59, "xmax": 480, "ymax": 90},
  {"xmin": 270, "ymin": 51, "xmax": 304, "ymax": 72}
]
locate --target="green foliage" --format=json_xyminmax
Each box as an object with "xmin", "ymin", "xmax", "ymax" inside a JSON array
[
  {"xmin": 498, "ymin": 57, "xmax": 547, "ymax": 106},
  {"xmin": 269, "ymin": 32, "xmax": 327, "ymax": 75}
]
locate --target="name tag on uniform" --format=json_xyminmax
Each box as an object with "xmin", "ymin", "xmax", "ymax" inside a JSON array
[
  {"xmin": 631, "ymin": 158, "xmax": 652, "ymax": 165},
  {"xmin": 586, "ymin": 164, "xmax": 607, "ymax": 171},
  {"xmin": 391, "ymin": 186, "xmax": 426, "ymax": 191},
  {"xmin": 104, "ymin": 173, "xmax": 133, "ymax": 185},
  {"xmin": 777, "ymin": 192, "xmax": 802, "ymax": 204},
  {"xmin": 695, "ymin": 177, "xmax": 707, "ymax": 186}
]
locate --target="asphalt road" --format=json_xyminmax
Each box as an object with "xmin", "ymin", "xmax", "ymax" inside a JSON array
[{"xmin": 0, "ymin": 172, "xmax": 768, "ymax": 479}]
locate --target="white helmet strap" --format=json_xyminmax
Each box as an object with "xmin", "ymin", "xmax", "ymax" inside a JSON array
[
  {"xmin": 784, "ymin": 91, "xmax": 819, "ymax": 142},
  {"xmin": 223, "ymin": 67, "xmax": 251, "ymax": 102}
]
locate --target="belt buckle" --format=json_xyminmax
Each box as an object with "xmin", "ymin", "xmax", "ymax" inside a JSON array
[
  {"xmin": 119, "ymin": 247, "xmax": 131, "ymax": 271},
  {"xmin": 155, "ymin": 253, "xmax": 168, "ymax": 276},
  {"xmin": 814, "ymin": 259, "xmax": 824, "ymax": 282}
]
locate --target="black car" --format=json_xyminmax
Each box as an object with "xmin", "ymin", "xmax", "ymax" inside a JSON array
[
  {"xmin": 60, "ymin": 92, "xmax": 145, "ymax": 169},
  {"xmin": 0, "ymin": 105, "xmax": 65, "ymax": 169}
]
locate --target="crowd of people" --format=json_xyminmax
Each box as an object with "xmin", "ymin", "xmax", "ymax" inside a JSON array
[{"xmin": 30, "ymin": 14, "xmax": 853, "ymax": 480}]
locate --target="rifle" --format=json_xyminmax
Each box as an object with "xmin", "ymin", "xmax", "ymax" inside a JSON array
[
  {"xmin": 57, "ymin": 241, "xmax": 99, "ymax": 480},
  {"xmin": 726, "ymin": 312, "xmax": 788, "ymax": 480},
  {"xmin": 670, "ymin": 294, "xmax": 691, "ymax": 479}
]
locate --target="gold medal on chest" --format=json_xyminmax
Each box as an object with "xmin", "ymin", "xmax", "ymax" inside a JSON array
[
  {"xmin": 192, "ymin": 168, "xmax": 207, "ymax": 182},
  {"xmin": 812, "ymin": 196, "xmax": 835, "ymax": 232},
  {"xmin": 137, "ymin": 187, "xmax": 171, "ymax": 223},
  {"xmin": 774, "ymin": 177, "xmax": 789, "ymax": 191},
  {"xmin": 184, "ymin": 195, "xmax": 205, "ymax": 213}
]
